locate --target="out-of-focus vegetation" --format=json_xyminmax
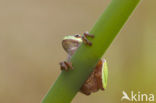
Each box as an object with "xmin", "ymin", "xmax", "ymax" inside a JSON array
[{"xmin": 0, "ymin": 0, "xmax": 155, "ymax": 103}]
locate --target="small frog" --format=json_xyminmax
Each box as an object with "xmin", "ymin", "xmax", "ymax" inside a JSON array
[{"xmin": 60, "ymin": 32, "xmax": 108, "ymax": 95}]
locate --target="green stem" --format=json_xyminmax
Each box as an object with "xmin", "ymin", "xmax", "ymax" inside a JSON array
[{"xmin": 42, "ymin": 0, "xmax": 141, "ymax": 103}]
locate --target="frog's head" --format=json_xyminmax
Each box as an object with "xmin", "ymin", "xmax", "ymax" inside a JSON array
[{"xmin": 62, "ymin": 34, "xmax": 82, "ymax": 55}]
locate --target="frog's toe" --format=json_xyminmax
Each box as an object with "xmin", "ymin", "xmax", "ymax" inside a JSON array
[
  {"xmin": 59, "ymin": 61, "xmax": 73, "ymax": 71},
  {"xmin": 82, "ymin": 32, "xmax": 94, "ymax": 46},
  {"xmin": 60, "ymin": 61, "xmax": 68, "ymax": 71},
  {"xmin": 84, "ymin": 32, "xmax": 94, "ymax": 38}
]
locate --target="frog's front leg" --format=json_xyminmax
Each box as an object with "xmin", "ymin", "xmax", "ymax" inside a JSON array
[
  {"xmin": 60, "ymin": 61, "xmax": 73, "ymax": 71},
  {"xmin": 82, "ymin": 32, "xmax": 94, "ymax": 46}
]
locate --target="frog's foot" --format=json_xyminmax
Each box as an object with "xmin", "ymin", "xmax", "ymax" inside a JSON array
[
  {"xmin": 82, "ymin": 32, "xmax": 94, "ymax": 46},
  {"xmin": 60, "ymin": 61, "xmax": 73, "ymax": 71}
]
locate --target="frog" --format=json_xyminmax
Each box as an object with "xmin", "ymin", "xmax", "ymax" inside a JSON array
[{"xmin": 59, "ymin": 32, "xmax": 108, "ymax": 95}]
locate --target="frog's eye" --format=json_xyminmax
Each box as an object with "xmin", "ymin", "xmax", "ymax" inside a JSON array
[{"xmin": 74, "ymin": 34, "xmax": 81, "ymax": 38}]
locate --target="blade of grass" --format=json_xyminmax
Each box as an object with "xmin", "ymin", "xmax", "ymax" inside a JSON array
[{"xmin": 42, "ymin": 0, "xmax": 141, "ymax": 103}]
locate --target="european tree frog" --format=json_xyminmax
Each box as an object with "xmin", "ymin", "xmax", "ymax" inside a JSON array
[{"xmin": 60, "ymin": 32, "xmax": 108, "ymax": 95}]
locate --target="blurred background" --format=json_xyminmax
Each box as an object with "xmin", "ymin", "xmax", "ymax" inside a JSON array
[{"xmin": 0, "ymin": 0, "xmax": 155, "ymax": 103}]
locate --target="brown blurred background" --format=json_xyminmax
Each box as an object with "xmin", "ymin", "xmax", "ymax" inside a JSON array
[{"xmin": 0, "ymin": 0, "xmax": 155, "ymax": 103}]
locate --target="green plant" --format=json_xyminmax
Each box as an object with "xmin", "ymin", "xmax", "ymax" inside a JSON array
[{"xmin": 42, "ymin": 0, "xmax": 141, "ymax": 103}]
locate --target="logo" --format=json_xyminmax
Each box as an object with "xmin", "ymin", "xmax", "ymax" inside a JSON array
[{"xmin": 121, "ymin": 91, "xmax": 154, "ymax": 102}]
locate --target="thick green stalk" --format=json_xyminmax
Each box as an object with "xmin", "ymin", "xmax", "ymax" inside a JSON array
[{"xmin": 42, "ymin": 0, "xmax": 141, "ymax": 103}]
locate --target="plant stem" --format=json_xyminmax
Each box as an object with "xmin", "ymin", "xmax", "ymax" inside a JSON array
[{"xmin": 42, "ymin": 0, "xmax": 141, "ymax": 103}]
